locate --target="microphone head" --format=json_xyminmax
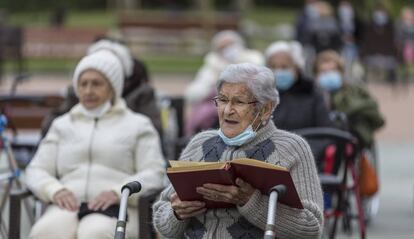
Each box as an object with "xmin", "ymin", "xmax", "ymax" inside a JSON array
[{"xmin": 121, "ymin": 181, "xmax": 142, "ymax": 195}]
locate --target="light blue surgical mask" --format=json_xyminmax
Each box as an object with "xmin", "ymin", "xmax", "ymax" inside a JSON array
[
  {"xmin": 218, "ymin": 109, "xmax": 262, "ymax": 146},
  {"xmin": 218, "ymin": 125, "xmax": 257, "ymax": 146},
  {"xmin": 274, "ymin": 69, "xmax": 295, "ymax": 91},
  {"xmin": 221, "ymin": 43, "xmax": 243, "ymax": 63},
  {"xmin": 373, "ymin": 11, "xmax": 388, "ymax": 26},
  {"xmin": 318, "ymin": 71, "xmax": 343, "ymax": 92}
]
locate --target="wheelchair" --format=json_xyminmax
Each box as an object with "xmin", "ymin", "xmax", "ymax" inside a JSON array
[{"xmin": 295, "ymin": 127, "xmax": 370, "ymax": 239}]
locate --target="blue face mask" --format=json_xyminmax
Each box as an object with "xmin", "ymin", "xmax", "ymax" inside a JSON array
[
  {"xmin": 373, "ymin": 11, "xmax": 388, "ymax": 26},
  {"xmin": 218, "ymin": 125, "xmax": 257, "ymax": 146},
  {"xmin": 274, "ymin": 69, "xmax": 295, "ymax": 91},
  {"xmin": 218, "ymin": 110, "xmax": 262, "ymax": 146},
  {"xmin": 318, "ymin": 71, "xmax": 343, "ymax": 92}
]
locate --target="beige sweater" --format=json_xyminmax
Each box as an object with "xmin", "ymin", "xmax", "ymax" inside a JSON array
[
  {"xmin": 153, "ymin": 121, "xmax": 323, "ymax": 238},
  {"xmin": 26, "ymin": 99, "xmax": 166, "ymax": 205}
]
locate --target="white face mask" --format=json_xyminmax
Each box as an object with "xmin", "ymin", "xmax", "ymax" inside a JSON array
[
  {"xmin": 339, "ymin": 5, "xmax": 354, "ymax": 20},
  {"xmin": 79, "ymin": 100, "xmax": 112, "ymax": 119},
  {"xmin": 221, "ymin": 44, "xmax": 243, "ymax": 63}
]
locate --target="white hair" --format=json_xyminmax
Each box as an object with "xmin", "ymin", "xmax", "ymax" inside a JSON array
[
  {"xmin": 217, "ymin": 63, "xmax": 279, "ymax": 110},
  {"xmin": 211, "ymin": 30, "xmax": 245, "ymax": 51},
  {"xmin": 264, "ymin": 41, "xmax": 305, "ymax": 70}
]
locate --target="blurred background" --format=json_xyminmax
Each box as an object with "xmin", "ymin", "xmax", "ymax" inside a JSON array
[{"xmin": 0, "ymin": 0, "xmax": 413, "ymax": 238}]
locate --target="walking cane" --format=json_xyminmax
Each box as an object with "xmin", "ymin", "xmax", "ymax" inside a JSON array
[
  {"xmin": 114, "ymin": 181, "xmax": 142, "ymax": 239},
  {"xmin": 264, "ymin": 185, "xmax": 287, "ymax": 239}
]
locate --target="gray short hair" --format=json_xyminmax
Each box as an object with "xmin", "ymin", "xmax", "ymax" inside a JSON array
[
  {"xmin": 217, "ymin": 63, "xmax": 280, "ymax": 110},
  {"xmin": 211, "ymin": 30, "xmax": 245, "ymax": 52}
]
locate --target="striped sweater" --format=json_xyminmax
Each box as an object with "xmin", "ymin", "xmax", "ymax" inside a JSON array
[{"xmin": 153, "ymin": 121, "xmax": 323, "ymax": 238}]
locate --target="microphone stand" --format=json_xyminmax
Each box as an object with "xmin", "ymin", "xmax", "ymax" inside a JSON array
[
  {"xmin": 114, "ymin": 181, "xmax": 142, "ymax": 239},
  {"xmin": 264, "ymin": 185, "xmax": 287, "ymax": 239}
]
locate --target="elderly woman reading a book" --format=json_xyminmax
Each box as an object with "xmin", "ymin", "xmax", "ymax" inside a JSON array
[{"xmin": 153, "ymin": 63, "xmax": 323, "ymax": 238}]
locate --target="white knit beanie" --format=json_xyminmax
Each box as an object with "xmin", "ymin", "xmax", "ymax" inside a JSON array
[
  {"xmin": 73, "ymin": 50, "xmax": 124, "ymax": 99},
  {"xmin": 87, "ymin": 39, "xmax": 134, "ymax": 78},
  {"xmin": 265, "ymin": 41, "xmax": 305, "ymax": 70}
]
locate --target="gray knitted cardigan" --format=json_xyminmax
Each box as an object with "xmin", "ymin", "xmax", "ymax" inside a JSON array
[{"xmin": 153, "ymin": 121, "xmax": 323, "ymax": 239}]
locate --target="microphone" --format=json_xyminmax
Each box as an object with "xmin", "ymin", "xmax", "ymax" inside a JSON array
[
  {"xmin": 264, "ymin": 184, "xmax": 287, "ymax": 239},
  {"xmin": 114, "ymin": 181, "xmax": 142, "ymax": 239}
]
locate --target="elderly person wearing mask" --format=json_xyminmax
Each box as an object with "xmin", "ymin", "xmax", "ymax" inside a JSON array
[
  {"xmin": 314, "ymin": 50, "xmax": 385, "ymax": 148},
  {"xmin": 185, "ymin": 30, "xmax": 263, "ymax": 136},
  {"xmin": 265, "ymin": 41, "xmax": 332, "ymax": 166},
  {"xmin": 153, "ymin": 63, "xmax": 323, "ymax": 238},
  {"xmin": 26, "ymin": 50, "xmax": 166, "ymax": 239}
]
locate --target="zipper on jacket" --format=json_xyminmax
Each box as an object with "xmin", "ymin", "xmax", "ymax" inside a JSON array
[{"xmin": 84, "ymin": 118, "xmax": 98, "ymax": 202}]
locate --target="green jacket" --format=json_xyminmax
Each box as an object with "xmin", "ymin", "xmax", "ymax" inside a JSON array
[{"xmin": 331, "ymin": 85, "xmax": 385, "ymax": 147}]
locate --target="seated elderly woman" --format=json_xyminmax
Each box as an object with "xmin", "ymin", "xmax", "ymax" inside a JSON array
[
  {"xmin": 26, "ymin": 50, "xmax": 165, "ymax": 239},
  {"xmin": 313, "ymin": 50, "xmax": 385, "ymax": 148},
  {"xmin": 153, "ymin": 63, "xmax": 323, "ymax": 238},
  {"xmin": 265, "ymin": 41, "xmax": 332, "ymax": 168}
]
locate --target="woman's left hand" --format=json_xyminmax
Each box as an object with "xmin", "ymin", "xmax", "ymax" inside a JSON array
[
  {"xmin": 88, "ymin": 191, "xmax": 120, "ymax": 211},
  {"xmin": 196, "ymin": 178, "xmax": 255, "ymax": 206}
]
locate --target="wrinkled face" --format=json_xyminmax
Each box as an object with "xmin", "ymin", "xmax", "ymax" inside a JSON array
[
  {"xmin": 268, "ymin": 52, "xmax": 297, "ymax": 73},
  {"xmin": 216, "ymin": 82, "xmax": 261, "ymax": 138},
  {"xmin": 77, "ymin": 70, "xmax": 113, "ymax": 110}
]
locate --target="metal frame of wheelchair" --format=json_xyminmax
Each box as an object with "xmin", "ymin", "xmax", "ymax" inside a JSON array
[{"xmin": 296, "ymin": 127, "xmax": 367, "ymax": 239}]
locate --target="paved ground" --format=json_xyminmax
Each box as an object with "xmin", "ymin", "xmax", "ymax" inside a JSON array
[{"xmin": 0, "ymin": 72, "xmax": 413, "ymax": 238}]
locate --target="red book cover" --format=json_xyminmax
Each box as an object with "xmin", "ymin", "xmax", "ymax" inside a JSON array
[{"xmin": 167, "ymin": 159, "xmax": 303, "ymax": 209}]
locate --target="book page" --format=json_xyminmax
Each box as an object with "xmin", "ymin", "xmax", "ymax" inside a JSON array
[
  {"xmin": 167, "ymin": 160, "xmax": 227, "ymax": 172},
  {"xmin": 169, "ymin": 160, "xmax": 217, "ymax": 167},
  {"xmin": 231, "ymin": 158, "xmax": 288, "ymax": 171}
]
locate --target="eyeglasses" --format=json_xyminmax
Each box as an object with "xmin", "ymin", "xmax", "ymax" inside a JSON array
[{"xmin": 213, "ymin": 96, "xmax": 258, "ymax": 109}]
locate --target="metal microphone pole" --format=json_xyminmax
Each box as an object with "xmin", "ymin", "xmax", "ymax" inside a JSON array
[
  {"xmin": 264, "ymin": 185, "xmax": 287, "ymax": 239},
  {"xmin": 114, "ymin": 181, "xmax": 142, "ymax": 239}
]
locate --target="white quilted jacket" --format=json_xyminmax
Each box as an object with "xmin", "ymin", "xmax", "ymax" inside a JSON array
[{"xmin": 26, "ymin": 99, "xmax": 166, "ymax": 205}]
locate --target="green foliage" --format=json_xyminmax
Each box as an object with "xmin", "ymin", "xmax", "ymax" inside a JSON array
[
  {"xmin": 245, "ymin": 6, "xmax": 297, "ymax": 26},
  {"xmin": 4, "ymin": 55, "xmax": 203, "ymax": 74}
]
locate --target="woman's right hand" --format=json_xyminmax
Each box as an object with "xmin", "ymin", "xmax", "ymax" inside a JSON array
[
  {"xmin": 53, "ymin": 189, "xmax": 79, "ymax": 211},
  {"xmin": 170, "ymin": 193, "xmax": 206, "ymax": 220}
]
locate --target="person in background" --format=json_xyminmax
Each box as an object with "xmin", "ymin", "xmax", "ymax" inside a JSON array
[
  {"xmin": 41, "ymin": 38, "xmax": 162, "ymax": 138},
  {"xmin": 26, "ymin": 50, "xmax": 165, "ymax": 239},
  {"xmin": 395, "ymin": 6, "xmax": 414, "ymax": 81},
  {"xmin": 295, "ymin": 0, "xmax": 321, "ymax": 46},
  {"xmin": 337, "ymin": 0, "xmax": 363, "ymax": 83},
  {"xmin": 314, "ymin": 50, "xmax": 385, "ymax": 148},
  {"xmin": 184, "ymin": 30, "xmax": 263, "ymax": 136},
  {"xmin": 265, "ymin": 40, "xmax": 332, "ymax": 167},
  {"xmin": 360, "ymin": 4, "xmax": 398, "ymax": 84},
  {"xmin": 308, "ymin": 1, "xmax": 343, "ymax": 54},
  {"xmin": 153, "ymin": 63, "xmax": 323, "ymax": 238}
]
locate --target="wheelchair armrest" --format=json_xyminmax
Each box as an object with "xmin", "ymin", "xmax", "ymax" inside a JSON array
[
  {"xmin": 9, "ymin": 189, "xmax": 33, "ymax": 239},
  {"xmin": 138, "ymin": 189, "xmax": 162, "ymax": 239},
  {"xmin": 294, "ymin": 127, "xmax": 357, "ymax": 145}
]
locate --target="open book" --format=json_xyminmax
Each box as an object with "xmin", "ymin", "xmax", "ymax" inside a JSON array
[{"xmin": 167, "ymin": 158, "xmax": 303, "ymax": 209}]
